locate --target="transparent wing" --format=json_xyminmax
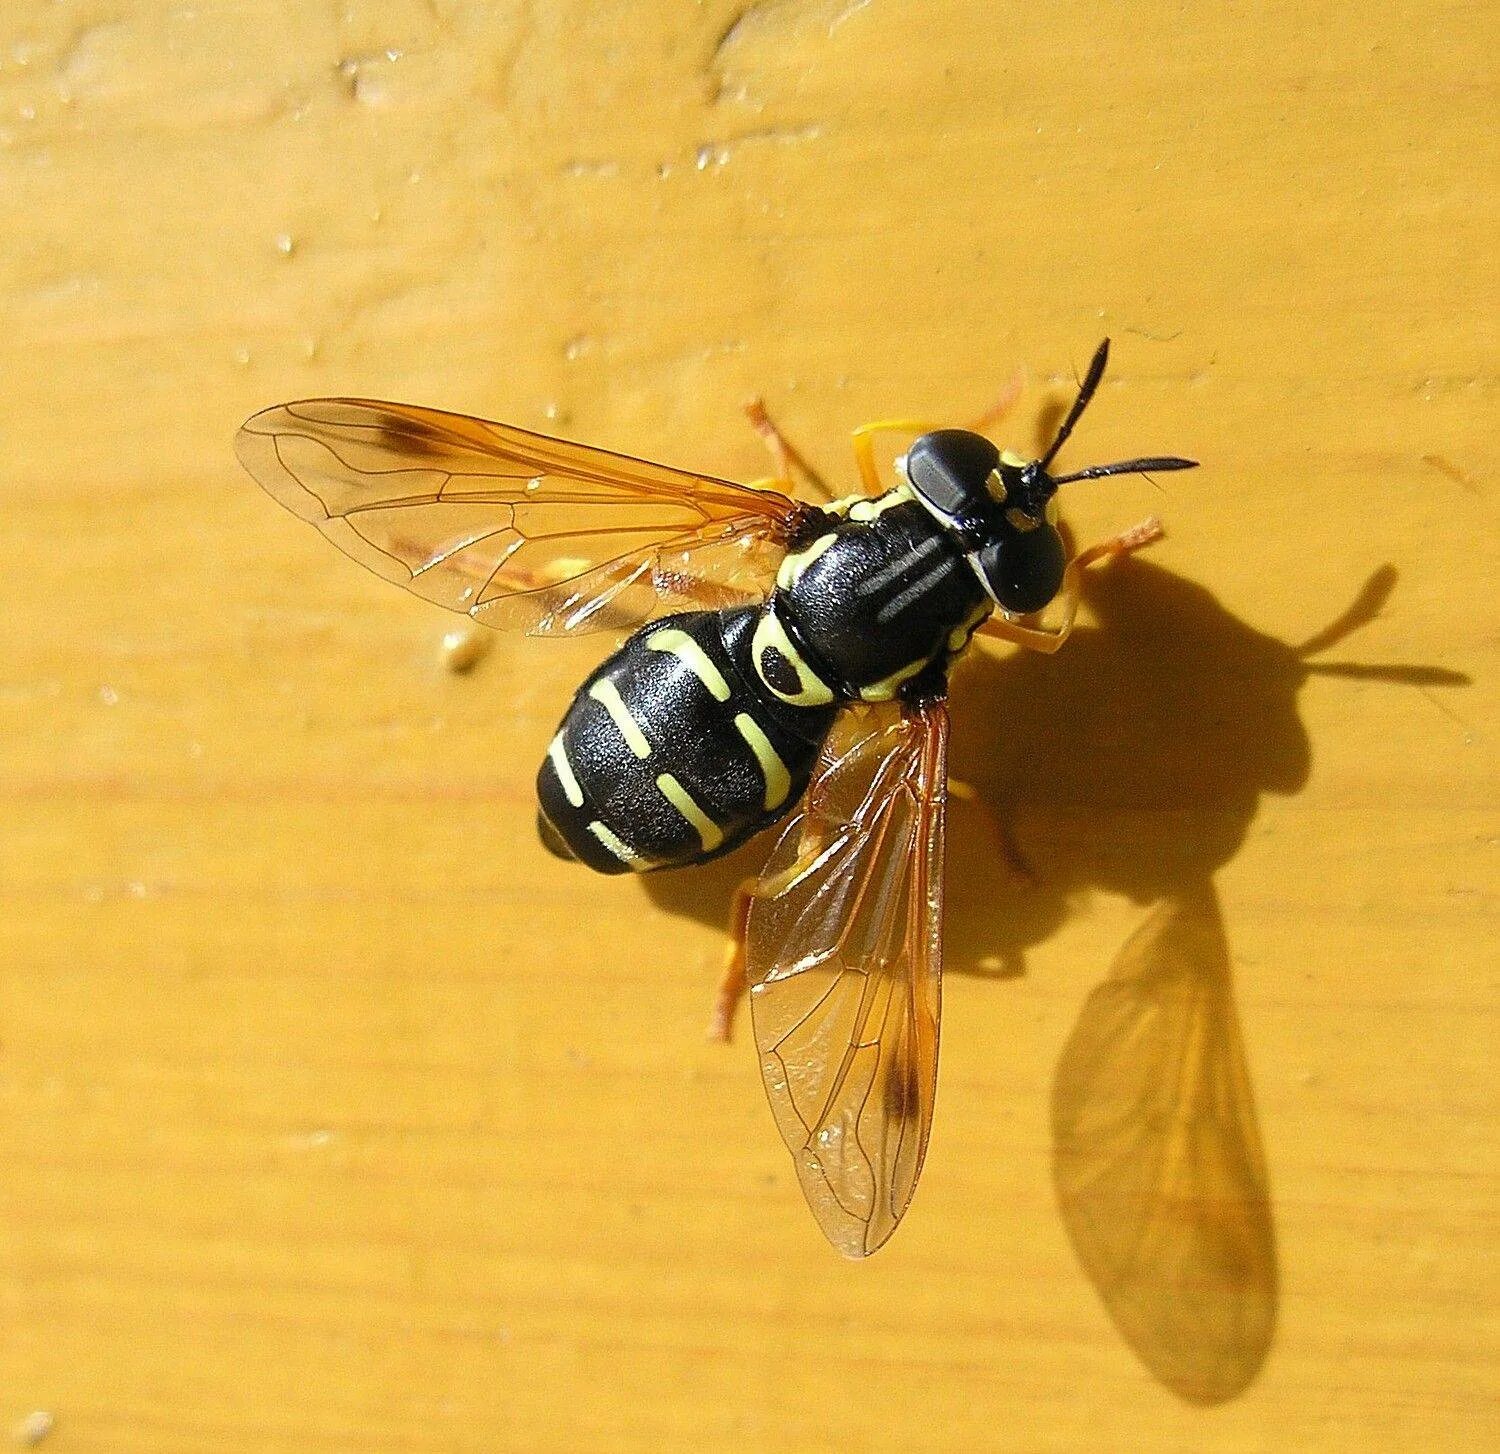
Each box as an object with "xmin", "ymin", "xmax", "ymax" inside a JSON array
[
  {"xmin": 236, "ymin": 398, "xmax": 802, "ymax": 635},
  {"xmin": 747, "ymin": 701, "xmax": 948, "ymax": 1258},
  {"xmin": 1052, "ymin": 883, "xmax": 1277, "ymax": 1404}
]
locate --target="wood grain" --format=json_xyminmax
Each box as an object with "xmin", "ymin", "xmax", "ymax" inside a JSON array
[{"xmin": 1, "ymin": 1, "xmax": 1494, "ymax": 1449}]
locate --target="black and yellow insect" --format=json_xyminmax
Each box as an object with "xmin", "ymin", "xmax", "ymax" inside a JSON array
[{"xmin": 237, "ymin": 338, "xmax": 1196, "ymax": 1257}]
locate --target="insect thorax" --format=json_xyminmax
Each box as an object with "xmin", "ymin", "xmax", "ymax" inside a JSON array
[{"xmin": 758, "ymin": 486, "xmax": 992, "ymax": 705}]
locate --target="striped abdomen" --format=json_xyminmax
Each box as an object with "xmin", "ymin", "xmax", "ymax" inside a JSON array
[{"xmin": 537, "ymin": 608, "xmax": 837, "ymax": 874}]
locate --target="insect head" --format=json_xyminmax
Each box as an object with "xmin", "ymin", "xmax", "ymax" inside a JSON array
[{"xmin": 903, "ymin": 340, "xmax": 1198, "ymax": 614}]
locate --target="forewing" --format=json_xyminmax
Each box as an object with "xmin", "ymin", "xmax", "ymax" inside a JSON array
[
  {"xmin": 236, "ymin": 399, "xmax": 799, "ymax": 635},
  {"xmin": 1052, "ymin": 883, "xmax": 1277, "ymax": 1404},
  {"xmin": 747, "ymin": 702, "xmax": 948, "ymax": 1258}
]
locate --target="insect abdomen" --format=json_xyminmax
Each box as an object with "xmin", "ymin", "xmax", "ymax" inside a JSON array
[{"xmin": 537, "ymin": 608, "xmax": 836, "ymax": 874}]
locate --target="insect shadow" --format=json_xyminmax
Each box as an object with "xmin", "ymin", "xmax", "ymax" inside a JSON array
[{"xmin": 643, "ymin": 556, "xmax": 1466, "ymax": 1405}]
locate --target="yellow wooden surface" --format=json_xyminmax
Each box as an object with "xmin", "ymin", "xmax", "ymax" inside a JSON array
[{"xmin": 1, "ymin": 1, "xmax": 1495, "ymax": 1449}]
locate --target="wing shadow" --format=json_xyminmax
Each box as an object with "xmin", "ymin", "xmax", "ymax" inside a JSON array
[
  {"xmin": 1052, "ymin": 880, "xmax": 1273, "ymax": 1404},
  {"xmin": 641, "ymin": 557, "xmax": 1466, "ymax": 1401}
]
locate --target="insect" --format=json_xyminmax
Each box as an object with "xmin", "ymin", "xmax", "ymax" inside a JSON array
[{"xmin": 237, "ymin": 338, "xmax": 1197, "ymax": 1257}]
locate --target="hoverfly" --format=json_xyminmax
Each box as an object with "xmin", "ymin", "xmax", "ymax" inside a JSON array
[{"xmin": 237, "ymin": 338, "xmax": 1197, "ymax": 1257}]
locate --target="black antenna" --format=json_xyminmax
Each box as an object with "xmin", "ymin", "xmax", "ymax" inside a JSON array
[
  {"xmin": 1052, "ymin": 455, "xmax": 1199, "ymax": 484},
  {"xmin": 1037, "ymin": 337, "xmax": 1112, "ymax": 473}
]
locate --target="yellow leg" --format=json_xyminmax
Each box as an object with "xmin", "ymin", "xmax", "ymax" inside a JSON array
[
  {"xmin": 850, "ymin": 418, "xmax": 940, "ymax": 494},
  {"xmin": 977, "ymin": 516, "xmax": 1164, "ymax": 655},
  {"xmin": 849, "ymin": 375, "xmax": 1024, "ymax": 494}
]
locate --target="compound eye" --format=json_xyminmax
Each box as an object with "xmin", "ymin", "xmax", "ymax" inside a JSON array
[
  {"xmin": 905, "ymin": 429, "xmax": 1000, "ymax": 519},
  {"xmin": 978, "ymin": 524, "xmax": 1066, "ymax": 614}
]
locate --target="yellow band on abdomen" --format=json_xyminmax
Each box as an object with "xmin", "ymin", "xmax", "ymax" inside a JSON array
[
  {"xmin": 733, "ymin": 712, "xmax": 792, "ymax": 811},
  {"xmin": 750, "ymin": 610, "xmax": 835, "ymax": 708},
  {"xmin": 548, "ymin": 734, "xmax": 584, "ymax": 807},
  {"xmin": 588, "ymin": 678, "xmax": 652, "ymax": 759},
  {"xmin": 654, "ymin": 773, "xmax": 724, "ymax": 853},
  {"xmin": 588, "ymin": 820, "xmax": 649, "ymax": 870},
  {"xmin": 645, "ymin": 628, "xmax": 732, "ymax": 701}
]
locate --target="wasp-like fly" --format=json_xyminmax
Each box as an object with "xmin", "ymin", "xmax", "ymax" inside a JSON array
[{"xmin": 237, "ymin": 338, "xmax": 1196, "ymax": 1257}]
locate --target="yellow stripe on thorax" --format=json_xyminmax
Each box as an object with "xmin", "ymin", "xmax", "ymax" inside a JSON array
[
  {"xmin": 775, "ymin": 531, "xmax": 836, "ymax": 590},
  {"xmin": 857, "ymin": 656, "xmax": 929, "ymax": 702},
  {"xmin": 824, "ymin": 483, "xmax": 915, "ymax": 520},
  {"xmin": 848, "ymin": 482, "xmax": 915, "ymax": 520},
  {"xmin": 947, "ymin": 598, "xmax": 993, "ymax": 654}
]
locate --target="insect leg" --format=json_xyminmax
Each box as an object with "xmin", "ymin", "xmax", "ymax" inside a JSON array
[
  {"xmin": 708, "ymin": 876, "xmax": 757, "ymax": 1043},
  {"xmin": 963, "ymin": 370, "xmax": 1025, "ymax": 435},
  {"xmin": 709, "ymin": 726, "xmax": 845, "ymax": 1048},
  {"xmin": 648, "ymin": 566, "xmax": 763, "ymax": 611},
  {"xmin": 850, "ymin": 418, "xmax": 940, "ymax": 494},
  {"xmin": 848, "ymin": 378, "xmax": 1024, "ymax": 495},
  {"xmin": 743, "ymin": 398, "xmax": 834, "ymax": 502},
  {"xmin": 948, "ymin": 777, "xmax": 1034, "ymax": 882},
  {"xmin": 976, "ymin": 515, "xmax": 1164, "ymax": 654}
]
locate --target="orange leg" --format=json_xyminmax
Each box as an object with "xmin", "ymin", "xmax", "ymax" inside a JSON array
[
  {"xmin": 708, "ymin": 739, "xmax": 845, "ymax": 1043},
  {"xmin": 482, "ymin": 554, "xmax": 760, "ymax": 626},
  {"xmin": 743, "ymin": 398, "xmax": 834, "ymax": 502},
  {"xmin": 948, "ymin": 777, "xmax": 1035, "ymax": 883},
  {"xmin": 708, "ymin": 876, "xmax": 756, "ymax": 1043},
  {"xmin": 965, "ymin": 370, "xmax": 1026, "ymax": 435},
  {"xmin": 977, "ymin": 516, "xmax": 1163, "ymax": 655},
  {"xmin": 748, "ymin": 376, "xmax": 1026, "ymax": 502}
]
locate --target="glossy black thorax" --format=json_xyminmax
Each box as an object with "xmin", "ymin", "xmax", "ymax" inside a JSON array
[{"xmin": 774, "ymin": 491, "xmax": 991, "ymax": 702}]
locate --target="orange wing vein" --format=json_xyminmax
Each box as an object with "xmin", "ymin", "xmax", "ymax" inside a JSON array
[
  {"xmin": 746, "ymin": 702, "xmax": 949, "ymax": 1258},
  {"xmin": 236, "ymin": 399, "xmax": 802, "ymax": 635}
]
